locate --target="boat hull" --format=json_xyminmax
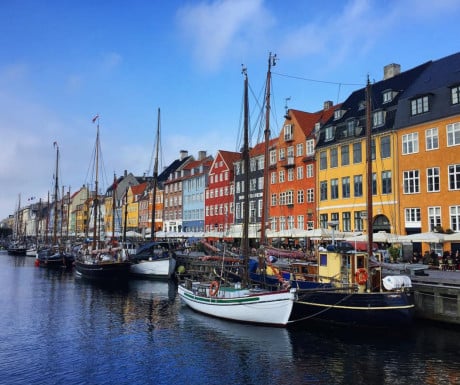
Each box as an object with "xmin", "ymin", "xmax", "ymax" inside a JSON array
[
  {"xmin": 130, "ymin": 257, "xmax": 176, "ymax": 279},
  {"xmin": 74, "ymin": 260, "xmax": 131, "ymax": 281},
  {"xmin": 290, "ymin": 289, "xmax": 415, "ymax": 327},
  {"xmin": 178, "ymin": 283, "xmax": 295, "ymax": 326}
]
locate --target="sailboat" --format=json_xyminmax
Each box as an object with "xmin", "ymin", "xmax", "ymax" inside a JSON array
[
  {"xmin": 36, "ymin": 142, "xmax": 74, "ymax": 268},
  {"xmin": 289, "ymin": 78, "xmax": 414, "ymax": 328},
  {"xmin": 178, "ymin": 58, "xmax": 296, "ymax": 327},
  {"xmin": 129, "ymin": 108, "xmax": 177, "ymax": 279},
  {"xmin": 74, "ymin": 115, "xmax": 131, "ymax": 281}
]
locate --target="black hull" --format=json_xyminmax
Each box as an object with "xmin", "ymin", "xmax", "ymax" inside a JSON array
[
  {"xmin": 74, "ymin": 260, "xmax": 131, "ymax": 281},
  {"xmin": 7, "ymin": 248, "xmax": 27, "ymax": 256},
  {"xmin": 290, "ymin": 289, "xmax": 415, "ymax": 328},
  {"xmin": 37, "ymin": 256, "xmax": 74, "ymax": 269}
]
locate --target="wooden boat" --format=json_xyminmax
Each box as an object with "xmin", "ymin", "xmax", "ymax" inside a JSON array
[
  {"xmin": 178, "ymin": 55, "xmax": 296, "ymax": 326},
  {"xmin": 290, "ymin": 79, "xmax": 414, "ymax": 328},
  {"xmin": 74, "ymin": 115, "xmax": 131, "ymax": 281}
]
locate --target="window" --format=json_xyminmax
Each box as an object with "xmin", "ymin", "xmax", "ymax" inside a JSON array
[
  {"xmin": 319, "ymin": 151, "xmax": 327, "ymax": 170},
  {"xmin": 373, "ymin": 110, "xmax": 385, "ymax": 127},
  {"xmin": 354, "ymin": 211, "xmax": 363, "ymax": 231},
  {"xmin": 427, "ymin": 167, "xmax": 440, "ymax": 192},
  {"xmin": 320, "ymin": 214, "xmax": 328, "ymax": 229},
  {"xmin": 297, "ymin": 190, "xmax": 304, "ymax": 204},
  {"xmin": 426, "ymin": 128, "xmax": 439, "ymax": 150},
  {"xmin": 342, "ymin": 177, "xmax": 350, "ymax": 198},
  {"xmin": 320, "ymin": 181, "xmax": 328, "ymax": 201},
  {"xmin": 270, "ymin": 171, "xmax": 276, "ymax": 185},
  {"xmin": 342, "ymin": 212, "xmax": 351, "ymax": 232},
  {"xmin": 325, "ymin": 126, "xmax": 334, "ymax": 141},
  {"xmin": 296, "ymin": 143, "xmax": 303, "ymax": 156},
  {"xmin": 269, "ymin": 149, "xmax": 277, "ymax": 165},
  {"xmin": 428, "ymin": 207, "xmax": 441, "ymax": 231},
  {"xmin": 380, "ymin": 136, "xmax": 391, "ymax": 158},
  {"xmin": 371, "ymin": 138, "xmax": 376, "ymax": 160},
  {"xmin": 271, "ymin": 193, "xmax": 277, "ymax": 206},
  {"xmin": 257, "ymin": 156, "xmax": 264, "ymax": 170},
  {"xmin": 372, "ymin": 172, "xmax": 377, "ymax": 195},
  {"xmin": 341, "ymin": 144, "xmax": 349, "ymax": 166},
  {"xmin": 410, "ymin": 95, "xmax": 429, "ymax": 115},
  {"xmin": 286, "ymin": 190, "xmax": 294, "ymax": 205},
  {"xmin": 287, "ymin": 168, "xmax": 294, "ymax": 182},
  {"xmin": 331, "ymin": 179, "xmax": 339, "ymax": 199},
  {"xmin": 354, "ymin": 175, "xmax": 363, "ymax": 197},
  {"xmin": 296, "ymin": 166, "xmax": 303, "ymax": 180},
  {"xmin": 449, "ymin": 164, "xmax": 460, "ymax": 190},
  {"xmin": 383, "ymin": 90, "xmax": 393, "ymax": 103},
  {"xmin": 279, "ymin": 148, "xmax": 285, "ymax": 160},
  {"xmin": 382, "ymin": 171, "xmax": 392, "ymax": 194},
  {"xmin": 353, "ymin": 142, "xmax": 362, "ymax": 163},
  {"xmin": 450, "ymin": 205, "xmax": 460, "ymax": 231},
  {"xmin": 403, "ymin": 170, "xmax": 420, "ymax": 194},
  {"xmin": 279, "ymin": 170, "xmax": 285, "ymax": 183},
  {"xmin": 402, "ymin": 133, "xmax": 419, "ymax": 154},
  {"xmin": 405, "ymin": 208, "xmax": 421, "ymax": 224},
  {"xmin": 284, "ymin": 124, "xmax": 293, "ymax": 141},
  {"xmin": 447, "ymin": 122, "xmax": 460, "ymax": 146},
  {"xmin": 307, "ymin": 189, "xmax": 314, "ymax": 203},
  {"xmin": 297, "ymin": 215, "xmax": 304, "ymax": 230},
  {"xmin": 306, "ymin": 164, "xmax": 314, "ymax": 178},
  {"xmin": 306, "ymin": 139, "xmax": 315, "ymax": 156},
  {"xmin": 345, "ymin": 120, "xmax": 355, "ymax": 137},
  {"xmin": 451, "ymin": 85, "xmax": 460, "ymax": 105},
  {"xmin": 330, "ymin": 148, "xmax": 338, "ymax": 168}
]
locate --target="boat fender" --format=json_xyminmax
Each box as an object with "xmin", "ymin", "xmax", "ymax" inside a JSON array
[
  {"xmin": 209, "ymin": 280, "xmax": 220, "ymax": 297},
  {"xmin": 355, "ymin": 268, "xmax": 368, "ymax": 285}
]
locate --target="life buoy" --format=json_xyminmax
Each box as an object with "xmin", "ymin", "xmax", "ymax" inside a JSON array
[
  {"xmin": 355, "ymin": 268, "xmax": 368, "ymax": 285},
  {"xmin": 209, "ymin": 280, "xmax": 219, "ymax": 297}
]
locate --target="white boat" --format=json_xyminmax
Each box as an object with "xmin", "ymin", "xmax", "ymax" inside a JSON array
[
  {"xmin": 178, "ymin": 55, "xmax": 296, "ymax": 327},
  {"xmin": 129, "ymin": 241, "xmax": 176, "ymax": 279},
  {"xmin": 178, "ymin": 281, "xmax": 295, "ymax": 326}
]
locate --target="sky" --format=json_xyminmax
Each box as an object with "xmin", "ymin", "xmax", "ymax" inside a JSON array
[{"xmin": 1, "ymin": 0, "xmax": 460, "ymax": 221}]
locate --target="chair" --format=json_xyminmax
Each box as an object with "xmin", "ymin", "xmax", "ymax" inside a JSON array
[{"xmin": 447, "ymin": 258, "xmax": 455, "ymax": 271}]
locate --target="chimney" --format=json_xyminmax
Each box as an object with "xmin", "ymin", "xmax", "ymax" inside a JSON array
[
  {"xmin": 323, "ymin": 100, "xmax": 333, "ymax": 110},
  {"xmin": 180, "ymin": 150, "xmax": 188, "ymax": 160},
  {"xmin": 124, "ymin": 169, "xmax": 127, "ymax": 177},
  {"xmin": 384, "ymin": 63, "xmax": 401, "ymax": 80},
  {"xmin": 198, "ymin": 150, "xmax": 206, "ymax": 160}
]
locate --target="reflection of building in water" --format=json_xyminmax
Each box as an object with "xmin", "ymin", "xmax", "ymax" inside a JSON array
[{"xmin": 123, "ymin": 280, "xmax": 178, "ymax": 329}]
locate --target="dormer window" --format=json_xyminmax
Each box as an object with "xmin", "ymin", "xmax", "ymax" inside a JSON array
[
  {"xmin": 314, "ymin": 122, "xmax": 321, "ymax": 132},
  {"xmin": 334, "ymin": 109, "xmax": 344, "ymax": 120},
  {"xmin": 358, "ymin": 101, "xmax": 366, "ymax": 110},
  {"xmin": 410, "ymin": 95, "xmax": 430, "ymax": 116},
  {"xmin": 345, "ymin": 119, "xmax": 355, "ymax": 137},
  {"xmin": 383, "ymin": 89, "xmax": 394, "ymax": 103},
  {"xmin": 373, "ymin": 110, "xmax": 385, "ymax": 128},
  {"xmin": 284, "ymin": 124, "xmax": 294, "ymax": 141},
  {"xmin": 451, "ymin": 85, "xmax": 460, "ymax": 105},
  {"xmin": 325, "ymin": 125, "xmax": 335, "ymax": 141}
]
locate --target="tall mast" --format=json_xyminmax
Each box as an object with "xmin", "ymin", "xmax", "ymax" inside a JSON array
[
  {"xmin": 241, "ymin": 66, "xmax": 250, "ymax": 286},
  {"xmin": 260, "ymin": 52, "xmax": 277, "ymax": 246},
  {"xmin": 151, "ymin": 108, "xmax": 160, "ymax": 240},
  {"xmin": 365, "ymin": 76, "xmax": 374, "ymax": 257},
  {"xmin": 112, "ymin": 174, "xmax": 116, "ymax": 243},
  {"xmin": 92, "ymin": 117, "xmax": 100, "ymax": 250},
  {"xmin": 53, "ymin": 142, "xmax": 59, "ymax": 245}
]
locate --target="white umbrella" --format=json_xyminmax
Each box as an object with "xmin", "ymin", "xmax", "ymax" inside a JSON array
[
  {"xmin": 444, "ymin": 232, "xmax": 460, "ymax": 242},
  {"xmin": 400, "ymin": 232, "xmax": 445, "ymax": 243}
]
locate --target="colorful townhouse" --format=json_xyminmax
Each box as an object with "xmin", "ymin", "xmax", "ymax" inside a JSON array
[
  {"xmin": 182, "ymin": 151, "xmax": 213, "ymax": 233},
  {"xmin": 205, "ymin": 150, "xmax": 240, "ymax": 236},
  {"xmin": 395, "ymin": 52, "xmax": 460, "ymax": 255},
  {"xmin": 315, "ymin": 61, "xmax": 429, "ymax": 236},
  {"xmin": 269, "ymin": 104, "xmax": 338, "ymax": 243}
]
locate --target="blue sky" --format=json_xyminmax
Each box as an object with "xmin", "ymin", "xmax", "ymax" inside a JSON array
[{"xmin": 1, "ymin": 0, "xmax": 459, "ymax": 220}]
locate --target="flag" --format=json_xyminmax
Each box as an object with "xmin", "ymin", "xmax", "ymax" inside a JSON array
[{"xmin": 92, "ymin": 114, "xmax": 99, "ymax": 123}]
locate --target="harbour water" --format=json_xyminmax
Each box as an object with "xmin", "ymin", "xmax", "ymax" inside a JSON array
[{"xmin": 1, "ymin": 251, "xmax": 459, "ymax": 385}]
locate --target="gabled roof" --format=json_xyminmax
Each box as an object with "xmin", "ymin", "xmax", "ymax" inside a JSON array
[
  {"xmin": 288, "ymin": 106, "xmax": 340, "ymax": 138},
  {"xmin": 214, "ymin": 150, "xmax": 241, "ymax": 171},
  {"xmin": 130, "ymin": 182, "xmax": 147, "ymax": 196},
  {"xmin": 249, "ymin": 138, "xmax": 278, "ymax": 157}
]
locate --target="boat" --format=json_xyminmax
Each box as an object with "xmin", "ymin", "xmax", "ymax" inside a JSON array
[
  {"xmin": 129, "ymin": 109, "xmax": 176, "ymax": 279},
  {"xmin": 74, "ymin": 115, "xmax": 131, "ymax": 281},
  {"xmin": 130, "ymin": 241, "xmax": 177, "ymax": 279},
  {"xmin": 290, "ymin": 78, "xmax": 414, "ymax": 328},
  {"xmin": 6, "ymin": 242, "xmax": 27, "ymax": 256},
  {"xmin": 36, "ymin": 142, "xmax": 74, "ymax": 269},
  {"xmin": 178, "ymin": 54, "xmax": 296, "ymax": 327}
]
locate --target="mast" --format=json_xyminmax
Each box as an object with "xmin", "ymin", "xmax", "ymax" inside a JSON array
[
  {"xmin": 260, "ymin": 52, "xmax": 277, "ymax": 246},
  {"xmin": 112, "ymin": 174, "xmax": 116, "ymax": 243},
  {"xmin": 53, "ymin": 142, "xmax": 59, "ymax": 245},
  {"xmin": 365, "ymin": 76, "xmax": 374, "ymax": 257},
  {"xmin": 92, "ymin": 117, "xmax": 100, "ymax": 250},
  {"xmin": 151, "ymin": 108, "xmax": 160, "ymax": 240},
  {"xmin": 241, "ymin": 66, "xmax": 250, "ymax": 286},
  {"xmin": 45, "ymin": 192, "xmax": 49, "ymax": 245}
]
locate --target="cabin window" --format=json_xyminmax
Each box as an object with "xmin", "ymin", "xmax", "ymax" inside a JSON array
[
  {"xmin": 319, "ymin": 253, "xmax": 327, "ymax": 266},
  {"xmin": 357, "ymin": 256, "xmax": 365, "ymax": 269}
]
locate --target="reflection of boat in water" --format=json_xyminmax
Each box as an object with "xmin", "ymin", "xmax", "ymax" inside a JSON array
[
  {"xmin": 128, "ymin": 279, "xmax": 177, "ymax": 301},
  {"xmin": 181, "ymin": 307, "xmax": 293, "ymax": 360}
]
